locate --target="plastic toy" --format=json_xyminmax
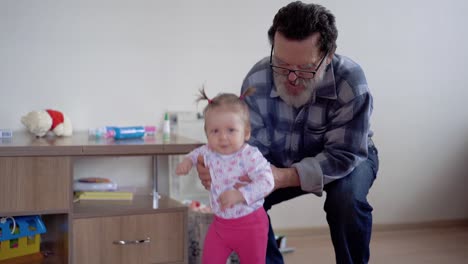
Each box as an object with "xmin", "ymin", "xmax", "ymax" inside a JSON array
[
  {"xmin": 89, "ymin": 126, "xmax": 155, "ymax": 140},
  {"xmin": 21, "ymin": 109, "xmax": 72, "ymax": 137},
  {"xmin": 0, "ymin": 216, "xmax": 47, "ymax": 261},
  {"xmin": 73, "ymin": 177, "xmax": 118, "ymax": 192}
]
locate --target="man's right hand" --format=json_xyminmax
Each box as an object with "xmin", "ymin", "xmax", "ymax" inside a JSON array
[{"xmin": 196, "ymin": 155, "xmax": 211, "ymax": 190}]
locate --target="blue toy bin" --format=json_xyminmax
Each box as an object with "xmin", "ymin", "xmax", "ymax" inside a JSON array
[{"xmin": 0, "ymin": 215, "xmax": 47, "ymax": 260}]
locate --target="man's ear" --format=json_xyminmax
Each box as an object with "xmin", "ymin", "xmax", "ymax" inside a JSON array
[
  {"xmin": 326, "ymin": 48, "xmax": 336, "ymax": 65},
  {"xmin": 325, "ymin": 53, "xmax": 333, "ymax": 65}
]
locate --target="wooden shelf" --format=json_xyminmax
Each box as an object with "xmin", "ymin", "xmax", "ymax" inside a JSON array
[
  {"xmin": 0, "ymin": 210, "xmax": 69, "ymax": 218},
  {"xmin": 73, "ymin": 195, "xmax": 187, "ymax": 219},
  {"xmin": 0, "ymin": 131, "xmax": 201, "ymax": 157}
]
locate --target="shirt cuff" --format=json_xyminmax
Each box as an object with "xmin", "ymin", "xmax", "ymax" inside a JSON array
[{"xmin": 292, "ymin": 157, "xmax": 324, "ymax": 196}]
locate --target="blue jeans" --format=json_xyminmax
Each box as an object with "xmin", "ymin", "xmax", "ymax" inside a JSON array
[{"xmin": 264, "ymin": 145, "xmax": 379, "ymax": 264}]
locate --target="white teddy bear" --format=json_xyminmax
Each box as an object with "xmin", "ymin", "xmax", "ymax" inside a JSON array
[{"xmin": 21, "ymin": 109, "xmax": 73, "ymax": 137}]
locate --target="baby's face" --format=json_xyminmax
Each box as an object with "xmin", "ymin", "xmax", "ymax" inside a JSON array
[{"xmin": 204, "ymin": 110, "xmax": 248, "ymax": 155}]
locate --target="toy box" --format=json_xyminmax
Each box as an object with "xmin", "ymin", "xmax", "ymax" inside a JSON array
[{"xmin": 0, "ymin": 216, "xmax": 47, "ymax": 261}]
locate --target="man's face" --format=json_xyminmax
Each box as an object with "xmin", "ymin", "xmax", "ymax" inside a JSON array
[{"xmin": 272, "ymin": 32, "xmax": 327, "ymax": 108}]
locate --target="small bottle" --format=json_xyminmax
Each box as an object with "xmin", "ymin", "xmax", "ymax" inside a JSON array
[
  {"xmin": 88, "ymin": 127, "xmax": 112, "ymax": 139},
  {"xmin": 163, "ymin": 112, "xmax": 171, "ymax": 141},
  {"xmin": 144, "ymin": 126, "xmax": 156, "ymax": 137}
]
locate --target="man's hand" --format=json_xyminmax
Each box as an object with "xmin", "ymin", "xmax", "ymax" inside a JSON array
[
  {"xmin": 231, "ymin": 165, "xmax": 301, "ymax": 193},
  {"xmin": 271, "ymin": 165, "xmax": 301, "ymax": 190},
  {"xmin": 196, "ymin": 155, "xmax": 211, "ymax": 190},
  {"xmin": 218, "ymin": 189, "xmax": 245, "ymax": 211}
]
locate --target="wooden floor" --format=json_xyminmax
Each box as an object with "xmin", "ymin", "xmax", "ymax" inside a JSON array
[{"xmin": 280, "ymin": 223, "xmax": 468, "ymax": 263}]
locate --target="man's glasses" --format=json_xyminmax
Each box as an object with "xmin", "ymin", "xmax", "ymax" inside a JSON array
[{"xmin": 269, "ymin": 44, "xmax": 328, "ymax": 79}]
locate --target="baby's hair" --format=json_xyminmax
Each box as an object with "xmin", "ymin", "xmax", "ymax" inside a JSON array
[{"xmin": 196, "ymin": 86, "xmax": 256, "ymax": 133}]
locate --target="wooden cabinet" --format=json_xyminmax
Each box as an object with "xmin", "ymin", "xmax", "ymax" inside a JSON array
[
  {"xmin": 0, "ymin": 157, "xmax": 71, "ymax": 214},
  {"xmin": 73, "ymin": 212, "xmax": 185, "ymax": 264},
  {"xmin": 0, "ymin": 132, "xmax": 201, "ymax": 264}
]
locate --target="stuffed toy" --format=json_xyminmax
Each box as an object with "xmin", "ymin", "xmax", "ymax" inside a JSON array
[{"xmin": 21, "ymin": 109, "xmax": 73, "ymax": 137}]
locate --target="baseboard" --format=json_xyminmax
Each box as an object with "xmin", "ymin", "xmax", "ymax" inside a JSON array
[
  {"xmin": 373, "ymin": 218, "xmax": 468, "ymax": 232},
  {"xmin": 275, "ymin": 226, "xmax": 329, "ymax": 237},
  {"xmin": 275, "ymin": 218, "xmax": 468, "ymax": 237}
]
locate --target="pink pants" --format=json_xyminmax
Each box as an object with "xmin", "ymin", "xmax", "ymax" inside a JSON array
[{"xmin": 202, "ymin": 207, "xmax": 269, "ymax": 264}]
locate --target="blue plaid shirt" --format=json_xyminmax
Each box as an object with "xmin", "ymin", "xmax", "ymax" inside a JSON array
[{"xmin": 241, "ymin": 54, "xmax": 373, "ymax": 196}]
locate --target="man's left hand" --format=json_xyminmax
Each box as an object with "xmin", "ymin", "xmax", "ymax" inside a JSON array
[
  {"xmin": 232, "ymin": 165, "xmax": 301, "ymax": 192},
  {"xmin": 271, "ymin": 165, "xmax": 301, "ymax": 190}
]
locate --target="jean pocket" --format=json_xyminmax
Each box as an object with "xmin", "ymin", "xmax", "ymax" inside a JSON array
[{"xmin": 368, "ymin": 146, "xmax": 379, "ymax": 176}]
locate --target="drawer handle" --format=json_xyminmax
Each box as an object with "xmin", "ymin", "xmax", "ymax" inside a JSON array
[{"xmin": 113, "ymin": 237, "xmax": 151, "ymax": 245}]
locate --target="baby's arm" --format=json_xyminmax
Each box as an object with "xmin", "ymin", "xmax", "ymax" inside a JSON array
[
  {"xmin": 175, "ymin": 157, "xmax": 193, "ymax": 175},
  {"xmin": 175, "ymin": 145, "xmax": 208, "ymax": 176},
  {"xmin": 237, "ymin": 146, "xmax": 275, "ymax": 205}
]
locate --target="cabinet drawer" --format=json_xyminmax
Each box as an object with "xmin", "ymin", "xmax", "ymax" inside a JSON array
[
  {"xmin": 73, "ymin": 212, "xmax": 186, "ymax": 264},
  {"xmin": 0, "ymin": 157, "xmax": 71, "ymax": 213}
]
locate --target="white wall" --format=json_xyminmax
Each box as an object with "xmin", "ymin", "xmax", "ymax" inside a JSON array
[{"xmin": 1, "ymin": 0, "xmax": 467, "ymax": 229}]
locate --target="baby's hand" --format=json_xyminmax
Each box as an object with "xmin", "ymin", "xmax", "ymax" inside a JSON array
[
  {"xmin": 218, "ymin": 189, "xmax": 245, "ymax": 211},
  {"xmin": 176, "ymin": 159, "xmax": 192, "ymax": 175}
]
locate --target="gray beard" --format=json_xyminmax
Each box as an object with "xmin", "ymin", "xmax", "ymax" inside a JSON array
[{"xmin": 274, "ymin": 70, "xmax": 324, "ymax": 108}]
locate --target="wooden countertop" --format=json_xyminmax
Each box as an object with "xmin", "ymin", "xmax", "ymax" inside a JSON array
[{"xmin": 0, "ymin": 131, "xmax": 202, "ymax": 157}]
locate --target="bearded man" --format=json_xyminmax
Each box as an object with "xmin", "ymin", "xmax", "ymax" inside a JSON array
[{"xmin": 197, "ymin": 2, "xmax": 379, "ymax": 264}]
